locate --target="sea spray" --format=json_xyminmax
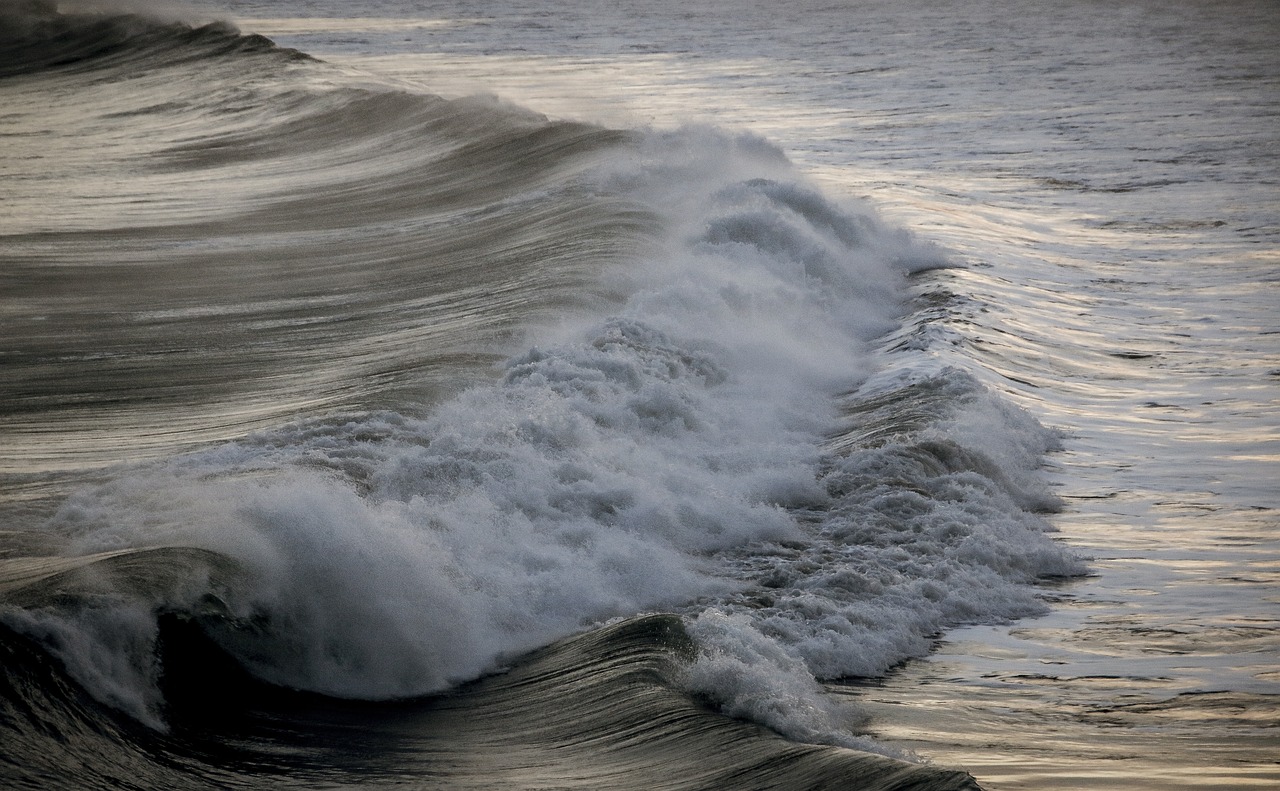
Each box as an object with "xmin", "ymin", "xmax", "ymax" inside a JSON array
[{"xmin": 7, "ymin": 111, "xmax": 1080, "ymax": 748}]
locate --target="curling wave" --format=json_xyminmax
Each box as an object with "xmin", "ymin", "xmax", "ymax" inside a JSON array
[{"xmin": 1, "ymin": 5, "xmax": 1081, "ymax": 788}]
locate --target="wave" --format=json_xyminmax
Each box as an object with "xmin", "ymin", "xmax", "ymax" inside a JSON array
[
  {"xmin": 0, "ymin": 613, "xmax": 981, "ymax": 790},
  {"xmin": 0, "ymin": 1, "xmax": 308, "ymax": 79},
  {"xmin": 0, "ymin": 5, "xmax": 1082, "ymax": 786},
  {"xmin": 0, "ymin": 8, "xmax": 646, "ymax": 477}
]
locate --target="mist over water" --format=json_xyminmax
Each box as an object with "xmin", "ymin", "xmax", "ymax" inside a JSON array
[{"xmin": 2, "ymin": 1, "xmax": 1277, "ymax": 789}]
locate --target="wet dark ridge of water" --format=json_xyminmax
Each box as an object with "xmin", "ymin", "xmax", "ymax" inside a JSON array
[{"xmin": 1, "ymin": 613, "xmax": 981, "ymax": 790}]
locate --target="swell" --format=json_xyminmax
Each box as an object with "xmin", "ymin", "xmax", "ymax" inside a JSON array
[
  {"xmin": 0, "ymin": 612, "xmax": 980, "ymax": 790},
  {"xmin": 0, "ymin": 8, "xmax": 648, "ymax": 488},
  {"xmin": 0, "ymin": 2, "xmax": 310, "ymax": 79}
]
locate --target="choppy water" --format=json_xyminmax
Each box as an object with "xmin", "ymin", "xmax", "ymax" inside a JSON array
[{"xmin": 2, "ymin": 1, "xmax": 1276, "ymax": 789}]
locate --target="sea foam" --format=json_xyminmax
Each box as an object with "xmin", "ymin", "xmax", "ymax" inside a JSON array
[{"xmin": 14, "ymin": 125, "xmax": 1076, "ymax": 742}]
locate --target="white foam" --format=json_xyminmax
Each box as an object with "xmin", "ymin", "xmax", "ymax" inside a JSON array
[
  {"xmin": 26, "ymin": 126, "xmax": 1077, "ymax": 747},
  {"xmin": 685, "ymin": 610, "xmax": 903, "ymax": 757},
  {"xmin": 3, "ymin": 603, "xmax": 166, "ymax": 728}
]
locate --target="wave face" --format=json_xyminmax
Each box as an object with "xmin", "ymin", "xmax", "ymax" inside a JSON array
[
  {"xmin": 0, "ymin": 614, "xmax": 982, "ymax": 790},
  {"xmin": 0, "ymin": 6, "xmax": 1079, "ymax": 788}
]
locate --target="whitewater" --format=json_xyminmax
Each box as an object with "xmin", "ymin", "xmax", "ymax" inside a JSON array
[{"xmin": 1, "ymin": 1, "xmax": 1276, "ymax": 790}]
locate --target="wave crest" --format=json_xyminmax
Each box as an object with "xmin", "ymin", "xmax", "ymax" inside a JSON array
[{"xmin": 0, "ymin": 2, "xmax": 306, "ymax": 79}]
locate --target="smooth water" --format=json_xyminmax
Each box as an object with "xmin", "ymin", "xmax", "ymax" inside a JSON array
[{"xmin": 2, "ymin": 1, "xmax": 1276, "ymax": 789}]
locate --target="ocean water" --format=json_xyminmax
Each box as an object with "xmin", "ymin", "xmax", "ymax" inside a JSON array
[{"xmin": 1, "ymin": 1, "xmax": 1276, "ymax": 789}]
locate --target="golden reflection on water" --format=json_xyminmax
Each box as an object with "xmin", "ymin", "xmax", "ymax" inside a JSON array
[{"xmin": 839, "ymin": 644, "xmax": 1280, "ymax": 790}]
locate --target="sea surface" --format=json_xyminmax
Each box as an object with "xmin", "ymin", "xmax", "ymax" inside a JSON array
[{"xmin": 1, "ymin": 1, "xmax": 1277, "ymax": 789}]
